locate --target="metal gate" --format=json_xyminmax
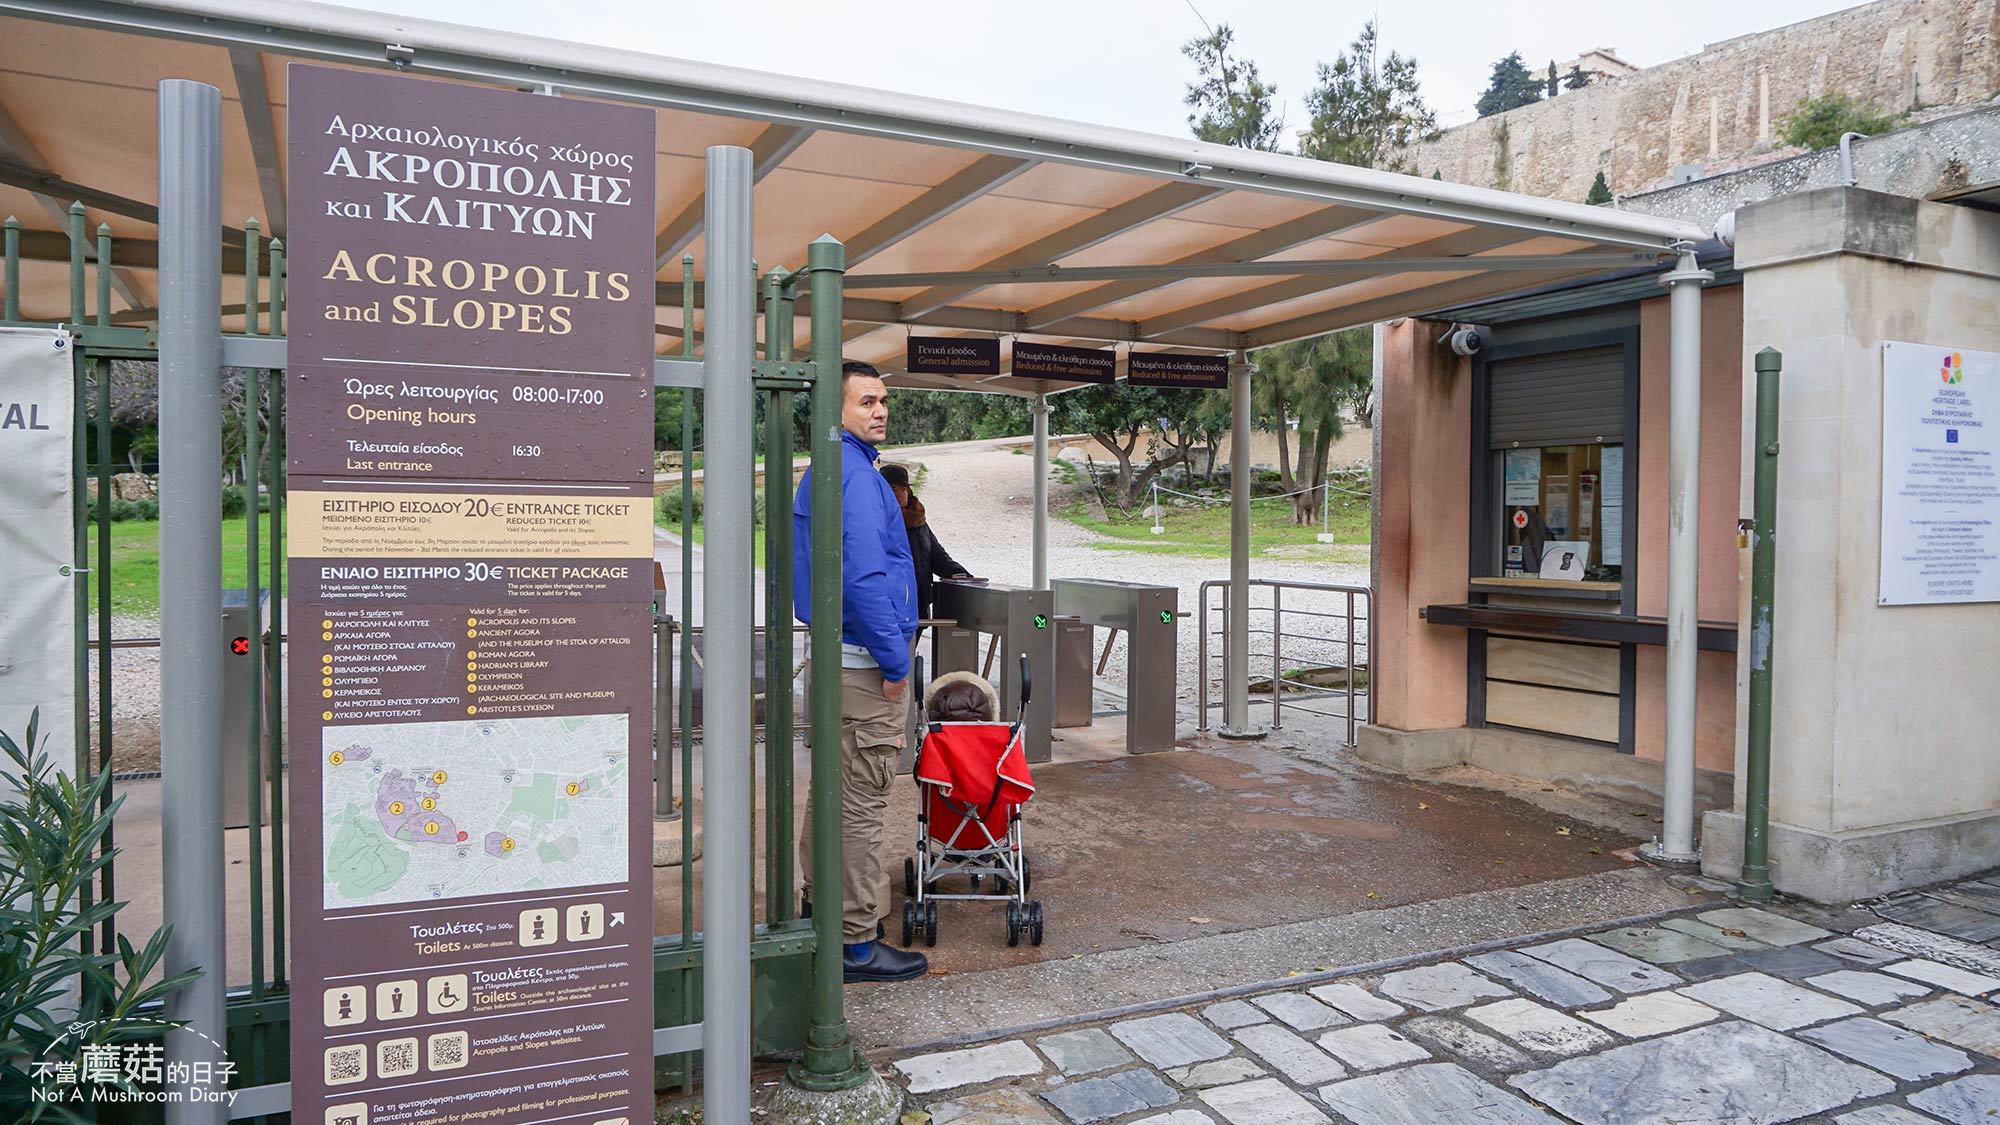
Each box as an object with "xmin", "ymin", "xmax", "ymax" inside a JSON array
[{"xmin": 1, "ymin": 181, "xmax": 846, "ymax": 1117}]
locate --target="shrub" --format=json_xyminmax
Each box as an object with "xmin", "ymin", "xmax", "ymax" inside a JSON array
[
  {"xmin": 659, "ymin": 485, "xmax": 702, "ymax": 524},
  {"xmin": 220, "ymin": 486, "xmax": 245, "ymax": 519},
  {"xmin": 0, "ymin": 710, "xmax": 200, "ymax": 1119},
  {"xmin": 1778, "ymin": 94, "xmax": 1907, "ymax": 152}
]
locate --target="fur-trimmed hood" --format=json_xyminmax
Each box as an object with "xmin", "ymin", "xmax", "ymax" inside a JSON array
[{"xmin": 925, "ymin": 669, "xmax": 1000, "ymax": 722}]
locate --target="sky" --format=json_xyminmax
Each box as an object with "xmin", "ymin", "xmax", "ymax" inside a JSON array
[{"xmin": 342, "ymin": 0, "xmax": 1864, "ymax": 135}]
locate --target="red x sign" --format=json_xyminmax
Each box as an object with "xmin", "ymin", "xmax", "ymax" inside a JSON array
[{"xmin": 231, "ymin": 637, "xmax": 252, "ymax": 656}]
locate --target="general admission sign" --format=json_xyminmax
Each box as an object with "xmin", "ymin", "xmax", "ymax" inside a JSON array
[{"xmin": 285, "ymin": 65, "xmax": 657, "ymax": 1125}]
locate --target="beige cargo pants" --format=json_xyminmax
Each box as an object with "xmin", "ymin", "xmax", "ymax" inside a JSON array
[{"xmin": 798, "ymin": 664, "xmax": 905, "ymax": 944}]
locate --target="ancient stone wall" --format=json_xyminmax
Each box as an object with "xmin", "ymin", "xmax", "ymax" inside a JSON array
[{"xmin": 1396, "ymin": 0, "xmax": 2000, "ymax": 203}]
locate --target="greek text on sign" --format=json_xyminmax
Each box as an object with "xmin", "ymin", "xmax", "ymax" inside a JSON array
[
  {"xmin": 1127, "ymin": 350, "xmax": 1229, "ymax": 389},
  {"xmin": 1010, "ymin": 341, "xmax": 1115, "ymax": 383},
  {"xmin": 907, "ymin": 335, "xmax": 1000, "ymax": 375}
]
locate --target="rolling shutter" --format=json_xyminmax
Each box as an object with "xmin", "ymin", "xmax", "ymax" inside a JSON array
[{"xmin": 1488, "ymin": 346, "xmax": 1624, "ymax": 448}]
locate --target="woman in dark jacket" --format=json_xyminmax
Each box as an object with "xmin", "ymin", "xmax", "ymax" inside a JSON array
[{"xmin": 879, "ymin": 463, "xmax": 976, "ymax": 618}]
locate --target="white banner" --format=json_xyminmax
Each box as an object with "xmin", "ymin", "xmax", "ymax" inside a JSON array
[
  {"xmin": 1880, "ymin": 341, "xmax": 1999, "ymax": 605},
  {"xmin": 0, "ymin": 327, "xmax": 75, "ymax": 762}
]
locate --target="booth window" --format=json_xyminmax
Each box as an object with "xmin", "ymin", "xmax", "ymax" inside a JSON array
[{"xmin": 1485, "ymin": 346, "xmax": 1625, "ymax": 583}]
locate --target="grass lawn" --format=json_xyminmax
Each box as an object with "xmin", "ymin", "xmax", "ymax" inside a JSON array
[
  {"xmin": 1060, "ymin": 469, "xmax": 1370, "ymax": 559},
  {"xmin": 87, "ymin": 517, "xmax": 282, "ymax": 619}
]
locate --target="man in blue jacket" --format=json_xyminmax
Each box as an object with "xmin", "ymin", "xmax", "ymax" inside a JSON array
[{"xmin": 793, "ymin": 360, "xmax": 927, "ymax": 982}]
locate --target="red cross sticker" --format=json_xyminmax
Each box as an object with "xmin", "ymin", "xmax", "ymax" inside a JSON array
[
  {"xmin": 1512, "ymin": 510, "xmax": 1529, "ymax": 529},
  {"xmin": 231, "ymin": 637, "xmax": 251, "ymax": 656}
]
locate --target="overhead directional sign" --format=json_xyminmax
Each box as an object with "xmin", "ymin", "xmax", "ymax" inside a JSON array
[
  {"xmin": 907, "ymin": 335, "xmax": 1000, "ymax": 375},
  {"xmin": 1011, "ymin": 341, "xmax": 1115, "ymax": 383},
  {"xmin": 1127, "ymin": 350, "xmax": 1229, "ymax": 389}
]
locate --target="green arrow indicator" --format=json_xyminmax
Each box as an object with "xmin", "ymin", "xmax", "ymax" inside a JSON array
[
  {"xmin": 1160, "ymin": 610, "xmax": 1174, "ymax": 624},
  {"xmin": 1033, "ymin": 614, "xmax": 1048, "ymax": 629}
]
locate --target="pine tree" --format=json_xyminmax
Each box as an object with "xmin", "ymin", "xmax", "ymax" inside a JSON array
[
  {"xmin": 1547, "ymin": 62, "xmax": 1560, "ymax": 98},
  {"xmin": 1585, "ymin": 171, "xmax": 1613, "ymax": 205},
  {"xmin": 1299, "ymin": 20, "xmax": 1436, "ymax": 172},
  {"xmin": 1564, "ymin": 64, "xmax": 1592, "ymax": 91},
  {"xmin": 1475, "ymin": 52, "xmax": 1544, "ymax": 117},
  {"xmin": 1182, "ymin": 24, "xmax": 1284, "ymax": 151}
]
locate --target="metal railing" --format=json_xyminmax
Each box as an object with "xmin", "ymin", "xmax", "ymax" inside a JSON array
[{"xmin": 1197, "ymin": 578, "xmax": 1372, "ymax": 746}]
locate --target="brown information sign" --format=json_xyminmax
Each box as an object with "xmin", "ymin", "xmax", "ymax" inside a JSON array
[
  {"xmin": 907, "ymin": 334, "xmax": 1000, "ymax": 375},
  {"xmin": 1010, "ymin": 341, "xmax": 1115, "ymax": 383},
  {"xmin": 1127, "ymin": 350, "xmax": 1230, "ymax": 389},
  {"xmin": 286, "ymin": 64, "xmax": 656, "ymax": 1125}
]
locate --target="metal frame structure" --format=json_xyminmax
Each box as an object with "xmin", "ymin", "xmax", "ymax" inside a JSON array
[{"xmin": 0, "ymin": 0, "xmax": 1727, "ymax": 1114}]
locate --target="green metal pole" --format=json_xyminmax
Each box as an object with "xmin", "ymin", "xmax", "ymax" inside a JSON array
[
  {"xmin": 1737, "ymin": 347, "xmax": 1782, "ymax": 903},
  {"xmin": 66, "ymin": 204, "xmax": 91, "ymax": 976},
  {"xmin": 769, "ymin": 269, "xmax": 795, "ymax": 925},
  {"xmin": 3, "ymin": 215, "xmax": 19, "ymax": 322},
  {"xmin": 267, "ymin": 238, "xmax": 287, "ymax": 986},
  {"xmin": 243, "ymin": 218, "xmax": 261, "ymax": 336},
  {"xmin": 244, "ymin": 362, "xmax": 266, "ymax": 1000},
  {"xmin": 93, "ymin": 221, "xmax": 114, "ymax": 958},
  {"xmin": 792, "ymin": 235, "xmax": 865, "ymax": 1090},
  {"xmin": 677, "ymin": 253, "xmax": 696, "ymax": 1095}
]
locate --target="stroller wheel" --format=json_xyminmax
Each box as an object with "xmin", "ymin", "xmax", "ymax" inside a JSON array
[
  {"xmin": 904, "ymin": 857, "xmax": 916, "ymax": 899},
  {"xmin": 923, "ymin": 901, "xmax": 939, "ymax": 947},
  {"xmin": 901, "ymin": 900, "xmax": 918, "ymax": 948},
  {"xmin": 1021, "ymin": 855, "xmax": 1033, "ymax": 896},
  {"xmin": 800, "ymin": 894, "xmax": 811, "ymax": 920},
  {"xmin": 1005, "ymin": 902, "xmax": 1023, "ymax": 947},
  {"xmin": 994, "ymin": 876, "xmax": 1010, "ymax": 896},
  {"xmin": 1028, "ymin": 900, "xmax": 1045, "ymax": 947}
]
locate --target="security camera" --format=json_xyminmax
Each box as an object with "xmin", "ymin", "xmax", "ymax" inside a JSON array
[{"xmin": 1442, "ymin": 323, "xmax": 1490, "ymax": 357}]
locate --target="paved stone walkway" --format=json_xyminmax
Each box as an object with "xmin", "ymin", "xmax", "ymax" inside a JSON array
[{"xmin": 887, "ymin": 875, "xmax": 2000, "ymax": 1124}]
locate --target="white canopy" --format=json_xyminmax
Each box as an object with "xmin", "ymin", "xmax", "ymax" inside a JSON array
[{"xmin": 0, "ymin": 0, "xmax": 1707, "ymax": 394}]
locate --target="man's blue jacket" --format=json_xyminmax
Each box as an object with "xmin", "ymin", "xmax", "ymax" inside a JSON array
[{"xmin": 792, "ymin": 430, "xmax": 919, "ymax": 682}]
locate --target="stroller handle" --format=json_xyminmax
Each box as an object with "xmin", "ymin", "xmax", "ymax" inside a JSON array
[{"xmin": 1017, "ymin": 652, "xmax": 1031, "ymax": 707}]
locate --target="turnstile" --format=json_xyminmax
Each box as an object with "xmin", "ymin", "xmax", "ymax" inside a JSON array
[
  {"xmin": 931, "ymin": 581, "xmax": 1054, "ymax": 763},
  {"xmin": 221, "ymin": 588, "xmax": 270, "ymax": 830},
  {"xmin": 1050, "ymin": 579, "xmax": 1179, "ymax": 753}
]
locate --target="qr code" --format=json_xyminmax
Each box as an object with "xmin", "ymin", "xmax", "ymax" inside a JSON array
[
  {"xmin": 324, "ymin": 1044, "xmax": 365, "ymax": 1085},
  {"xmin": 428, "ymin": 1031, "xmax": 468, "ymax": 1071},
  {"xmin": 377, "ymin": 1038, "xmax": 418, "ymax": 1077}
]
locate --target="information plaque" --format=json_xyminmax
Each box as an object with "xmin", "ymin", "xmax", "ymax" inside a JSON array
[{"xmin": 286, "ymin": 64, "xmax": 657, "ymax": 1125}]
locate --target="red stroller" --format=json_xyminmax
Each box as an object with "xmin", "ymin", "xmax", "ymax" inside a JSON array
[{"xmin": 903, "ymin": 656, "xmax": 1045, "ymax": 948}]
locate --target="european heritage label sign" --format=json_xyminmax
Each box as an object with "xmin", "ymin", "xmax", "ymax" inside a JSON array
[
  {"xmin": 286, "ymin": 64, "xmax": 656, "ymax": 1125},
  {"xmin": 907, "ymin": 334, "xmax": 1000, "ymax": 375},
  {"xmin": 1126, "ymin": 350, "xmax": 1229, "ymax": 389},
  {"xmin": 1010, "ymin": 340, "xmax": 1115, "ymax": 384},
  {"xmin": 1880, "ymin": 341, "xmax": 1998, "ymax": 605}
]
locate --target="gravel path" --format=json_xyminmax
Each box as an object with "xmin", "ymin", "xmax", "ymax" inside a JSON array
[{"xmin": 895, "ymin": 439, "xmax": 1371, "ymax": 705}]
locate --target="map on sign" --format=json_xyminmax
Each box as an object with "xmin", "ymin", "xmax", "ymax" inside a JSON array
[{"xmin": 320, "ymin": 714, "xmax": 629, "ymax": 909}]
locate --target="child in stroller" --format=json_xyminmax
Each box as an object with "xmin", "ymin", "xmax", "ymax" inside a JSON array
[{"xmin": 903, "ymin": 656, "xmax": 1044, "ymax": 948}]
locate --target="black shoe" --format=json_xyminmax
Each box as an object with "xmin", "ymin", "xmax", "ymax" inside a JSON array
[
  {"xmin": 801, "ymin": 895, "xmax": 885, "ymax": 940},
  {"xmin": 843, "ymin": 942, "xmax": 929, "ymax": 983}
]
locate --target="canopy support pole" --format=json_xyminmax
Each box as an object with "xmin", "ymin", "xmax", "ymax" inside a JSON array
[
  {"xmin": 1651, "ymin": 247, "xmax": 1712, "ymax": 866},
  {"xmin": 157, "ymin": 78, "xmax": 226, "ymax": 1125},
  {"xmin": 1219, "ymin": 350, "xmax": 1264, "ymax": 740},
  {"xmin": 700, "ymin": 144, "xmax": 755, "ymax": 1123},
  {"xmin": 1032, "ymin": 393, "xmax": 1049, "ymax": 589}
]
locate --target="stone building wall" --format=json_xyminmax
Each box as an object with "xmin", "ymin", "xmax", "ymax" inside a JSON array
[{"xmin": 1396, "ymin": 0, "xmax": 2000, "ymax": 203}]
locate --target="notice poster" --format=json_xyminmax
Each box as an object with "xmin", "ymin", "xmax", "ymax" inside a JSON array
[
  {"xmin": 1503, "ymin": 449, "xmax": 1540, "ymax": 507},
  {"xmin": 1010, "ymin": 340, "xmax": 1115, "ymax": 383},
  {"xmin": 1600, "ymin": 446, "xmax": 1624, "ymax": 566},
  {"xmin": 286, "ymin": 64, "xmax": 656, "ymax": 1125},
  {"xmin": 907, "ymin": 335, "xmax": 1000, "ymax": 375},
  {"xmin": 1126, "ymin": 350, "xmax": 1229, "ymax": 389},
  {"xmin": 0, "ymin": 328, "xmax": 74, "ymax": 764},
  {"xmin": 1879, "ymin": 342, "xmax": 1999, "ymax": 605}
]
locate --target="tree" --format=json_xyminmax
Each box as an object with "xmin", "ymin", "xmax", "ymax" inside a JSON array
[
  {"xmin": 1299, "ymin": 21, "xmax": 1436, "ymax": 173},
  {"xmin": 1585, "ymin": 171, "xmax": 1613, "ymax": 205},
  {"xmin": 1182, "ymin": 24, "xmax": 1284, "ymax": 152},
  {"xmin": 1251, "ymin": 329, "xmax": 1372, "ymax": 524},
  {"xmin": 1564, "ymin": 64, "xmax": 1592, "ymax": 91},
  {"xmin": 1546, "ymin": 61, "xmax": 1560, "ymax": 99},
  {"xmin": 1475, "ymin": 52, "xmax": 1543, "ymax": 117},
  {"xmin": 1051, "ymin": 384, "xmax": 1204, "ymax": 509},
  {"xmin": 1777, "ymin": 94, "xmax": 1906, "ymax": 152}
]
